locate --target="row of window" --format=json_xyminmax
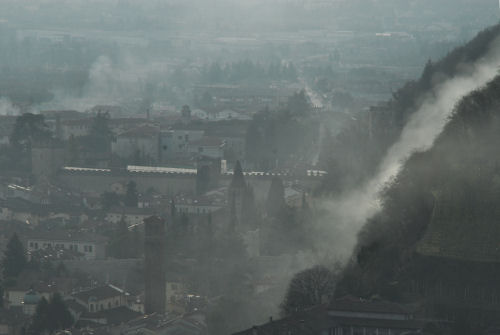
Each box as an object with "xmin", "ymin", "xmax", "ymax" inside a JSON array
[
  {"xmin": 28, "ymin": 241, "xmax": 94, "ymax": 253},
  {"xmin": 333, "ymin": 327, "xmax": 400, "ymax": 335},
  {"xmin": 177, "ymin": 207, "xmax": 213, "ymax": 214},
  {"xmin": 89, "ymin": 299, "xmax": 120, "ymax": 312}
]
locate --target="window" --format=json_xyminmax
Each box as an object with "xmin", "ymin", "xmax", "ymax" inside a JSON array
[
  {"xmin": 29, "ymin": 242, "xmax": 33, "ymax": 248},
  {"xmin": 90, "ymin": 304, "xmax": 94, "ymax": 311},
  {"xmin": 108, "ymin": 302, "xmax": 111, "ymax": 309},
  {"xmin": 163, "ymin": 145, "xmax": 168, "ymax": 150},
  {"xmin": 89, "ymin": 245, "xmax": 93, "ymax": 252}
]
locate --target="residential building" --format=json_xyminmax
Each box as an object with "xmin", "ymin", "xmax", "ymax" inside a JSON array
[
  {"xmin": 159, "ymin": 129, "xmax": 204, "ymax": 162},
  {"xmin": 232, "ymin": 297, "xmax": 430, "ymax": 335},
  {"xmin": 105, "ymin": 206, "xmax": 154, "ymax": 227},
  {"xmin": 187, "ymin": 136, "xmax": 225, "ymax": 159},
  {"xmin": 72, "ymin": 285, "xmax": 127, "ymax": 313},
  {"xmin": 31, "ymin": 140, "xmax": 65, "ymax": 181},
  {"xmin": 25, "ymin": 230, "xmax": 107, "ymax": 260},
  {"xmin": 69, "ymin": 284, "xmax": 142, "ymax": 327},
  {"xmin": 112, "ymin": 124, "xmax": 160, "ymax": 163},
  {"xmin": 175, "ymin": 198, "xmax": 224, "ymax": 215},
  {"xmin": 60, "ymin": 118, "xmax": 93, "ymax": 140}
]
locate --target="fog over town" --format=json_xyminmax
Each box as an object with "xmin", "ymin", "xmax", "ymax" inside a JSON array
[{"xmin": 1, "ymin": 1, "xmax": 500, "ymax": 334}]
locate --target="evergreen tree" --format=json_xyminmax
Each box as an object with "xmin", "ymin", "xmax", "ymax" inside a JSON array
[
  {"xmin": 47, "ymin": 293, "xmax": 73, "ymax": 331},
  {"xmin": 84, "ymin": 111, "xmax": 114, "ymax": 153},
  {"xmin": 30, "ymin": 297, "xmax": 50, "ymax": 334},
  {"xmin": 229, "ymin": 195, "xmax": 238, "ymax": 232},
  {"xmin": 196, "ymin": 165, "xmax": 211, "ymax": 195},
  {"xmin": 180, "ymin": 213, "xmax": 190, "ymax": 236},
  {"xmin": 230, "ymin": 161, "xmax": 246, "ymax": 189},
  {"xmin": 10, "ymin": 113, "xmax": 52, "ymax": 152},
  {"xmin": 266, "ymin": 177, "xmax": 286, "ymax": 218},
  {"xmin": 170, "ymin": 199, "xmax": 177, "ymax": 223},
  {"xmin": 2, "ymin": 233, "xmax": 27, "ymax": 279},
  {"xmin": 30, "ymin": 293, "xmax": 73, "ymax": 334},
  {"xmin": 0, "ymin": 279, "xmax": 3, "ymax": 308},
  {"xmin": 301, "ymin": 192, "xmax": 309, "ymax": 211},
  {"xmin": 100, "ymin": 191, "xmax": 121, "ymax": 210},
  {"xmin": 286, "ymin": 89, "xmax": 310, "ymax": 116},
  {"xmin": 124, "ymin": 181, "xmax": 138, "ymax": 207},
  {"xmin": 67, "ymin": 134, "xmax": 80, "ymax": 165},
  {"xmin": 241, "ymin": 184, "xmax": 259, "ymax": 229}
]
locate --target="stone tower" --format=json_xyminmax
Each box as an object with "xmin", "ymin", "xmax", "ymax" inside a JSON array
[
  {"xmin": 144, "ymin": 216, "xmax": 166, "ymax": 315},
  {"xmin": 228, "ymin": 160, "xmax": 246, "ymax": 225}
]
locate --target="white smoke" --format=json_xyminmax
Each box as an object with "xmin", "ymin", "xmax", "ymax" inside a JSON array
[
  {"xmin": 315, "ymin": 37, "xmax": 500, "ymax": 262},
  {"xmin": 0, "ymin": 97, "xmax": 20, "ymax": 115},
  {"xmin": 42, "ymin": 55, "xmax": 170, "ymax": 112}
]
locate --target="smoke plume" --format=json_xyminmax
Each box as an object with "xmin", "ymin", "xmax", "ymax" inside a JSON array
[
  {"xmin": 0, "ymin": 97, "xmax": 20, "ymax": 116},
  {"xmin": 314, "ymin": 37, "xmax": 500, "ymax": 262}
]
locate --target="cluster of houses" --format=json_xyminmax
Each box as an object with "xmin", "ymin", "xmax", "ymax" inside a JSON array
[
  {"xmin": 2, "ymin": 280, "xmax": 203, "ymax": 333},
  {"xmin": 0, "ymin": 105, "xmax": 326, "ymax": 335}
]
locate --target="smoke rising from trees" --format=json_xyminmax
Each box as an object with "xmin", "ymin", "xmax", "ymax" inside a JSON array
[{"xmin": 314, "ymin": 37, "xmax": 500, "ymax": 263}]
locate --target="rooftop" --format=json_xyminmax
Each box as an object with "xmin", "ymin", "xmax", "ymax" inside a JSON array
[
  {"xmin": 73, "ymin": 285, "xmax": 124, "ymax": 302},
  {"xmin": 127, "ymin": 165, "xmax": 197, "ymax": 175},
  {"xmin": 26, "ymin": 230, "xmax": 107, "ymax": 244},
  {"xmin": 118, "ymin": 124, "xmax": 160, "ymax": 138},
  {"xmin": 81, "ymin": 306, "xmax": 142, "ymax": 326},
  {"xmin": 328, "ymin": 296, "xmax": 414, "ymax": 316},
  {"xmin": 188, "ymin": 136, "xmax": 224, "ymax": 147}
]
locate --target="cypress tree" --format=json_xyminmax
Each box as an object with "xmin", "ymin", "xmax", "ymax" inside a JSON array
[{"xmin": 2, "ymin": 233, "xmax": 27, "ymax": 279}]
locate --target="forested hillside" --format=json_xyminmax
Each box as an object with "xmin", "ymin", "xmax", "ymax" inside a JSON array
[
  {"xmin": 336, "ymin": 64, "xmax": 500, "ymax": 324},
  {"xmin": 320, "ymin": 22, "xmax": 500, "ymax": 194}
]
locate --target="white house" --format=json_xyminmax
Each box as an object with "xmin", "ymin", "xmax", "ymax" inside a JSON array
[
  {"xmin": 105, "ymin": 206, "xmax": 153, "ymax": 227},
  {"xmin": 26, "ymin": 231, "xmax": 107, "ymax": 260},
  {"xmin": 72, "ymin": 285, "xmax": 127, "ymax": 313}
]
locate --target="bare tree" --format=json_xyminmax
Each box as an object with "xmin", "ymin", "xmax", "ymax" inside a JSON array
[{"xmin": 280, "ymin": 265, "xmax": 339, "ymax": 316}]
